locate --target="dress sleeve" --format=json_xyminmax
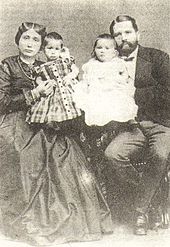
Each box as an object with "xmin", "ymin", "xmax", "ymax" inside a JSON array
[
  {"xmin": 0, "ymin": 61, "xmax": 34, "ymax": 115},
  {"xmin": 82, "ymin": 62, "xmax": 91, "ymax": 82}
]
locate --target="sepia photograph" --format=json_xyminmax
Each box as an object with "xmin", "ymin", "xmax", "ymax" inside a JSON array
[{"xmin": 0, "ymin": 0, "xmax": 169, "ymax": 246}]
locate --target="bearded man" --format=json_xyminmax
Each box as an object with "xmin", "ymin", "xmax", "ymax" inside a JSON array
[{"xmin": 105, "ymin": 15, "xmax": 170, "ymax": 235}]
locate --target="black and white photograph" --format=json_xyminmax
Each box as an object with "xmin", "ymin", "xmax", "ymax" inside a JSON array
[{"xmin": 0, "ymin": 0, "xmax": 169, "ymax": 246}]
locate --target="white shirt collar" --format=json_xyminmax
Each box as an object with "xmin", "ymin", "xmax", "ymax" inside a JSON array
[
  {"xmin": 127, "ymin": 45, "xmax": 139, "ymax": 59},
  {"xmin": 121, "ymin": 46, "xmax": 139, "ymax": 82}
]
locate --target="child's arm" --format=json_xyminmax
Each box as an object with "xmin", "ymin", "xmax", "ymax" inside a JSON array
[
  {"xmin": 63, "ymin": 63, "xmax": 79, "ymax": 87},
  {"xmin": 64, "ymin": 64, "xmax": 79, "ymax": 81},
  {"xmin": 109, "ymin": 60, "xmax": 135, "ymax": 96},
  {"xmin": 60, "ymin": 47, "xmax": 79, "ymax": 83},
  {"xmin": 120, "ymin": 61, "xmax": 136, "ymax": 97},
  {"xmin": 126, "ymin": 77, "xmax": 136, "ymax": 97}
]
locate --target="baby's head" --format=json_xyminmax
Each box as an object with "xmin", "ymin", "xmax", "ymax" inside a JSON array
[
  {"xmin": 92, "ymin": 33, "xmax": 118, "ymax": 62},
  {"xmin": 43, "ymin": 32, "xmax": 64, "ymax": 61}
]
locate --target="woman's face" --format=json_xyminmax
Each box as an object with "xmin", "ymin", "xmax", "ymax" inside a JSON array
[{"xmin": 18, "ymin": 29, "xmax": 42, "ymax": 58}]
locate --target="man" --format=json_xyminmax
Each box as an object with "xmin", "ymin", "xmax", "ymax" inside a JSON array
[{"xmin": 105, "ymin": 15, "xmax": 170, "ymax": 235}]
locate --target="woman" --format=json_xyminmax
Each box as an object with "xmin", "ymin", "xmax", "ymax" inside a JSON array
[{"xmin": 0, "ymin": 22, "xmax": 113, "ymax": 245}]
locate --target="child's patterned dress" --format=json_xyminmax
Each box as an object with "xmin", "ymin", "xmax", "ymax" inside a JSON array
[{"xmin": 26, "ymin": 55, "xmax": 81, "ymax": 124}]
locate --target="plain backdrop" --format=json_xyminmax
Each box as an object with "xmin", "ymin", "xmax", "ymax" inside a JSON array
[
  {"xmin": 0, "ymin": 0, "xmax": 169, "ymax": 73},
  {"xmin": 0, "ymin": 1, "xmax": 169, "ymax": 247}
]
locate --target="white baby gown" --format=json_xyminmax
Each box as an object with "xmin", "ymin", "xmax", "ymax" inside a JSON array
[{"xmin": 73, "ymin": 58, "xmax": 138, "ymax": 126}]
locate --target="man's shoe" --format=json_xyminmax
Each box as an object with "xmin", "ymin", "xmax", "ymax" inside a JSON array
[{"xmin": 134, "ymin": 212, "xmax": 148, "ymax": 235}]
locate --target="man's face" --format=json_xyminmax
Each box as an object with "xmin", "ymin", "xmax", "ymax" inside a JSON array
[{"xmin": 112, "ymin": 21, "xmax": 140, "ymax": 56}]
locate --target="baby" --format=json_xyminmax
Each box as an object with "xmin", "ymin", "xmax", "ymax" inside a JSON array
[{"xmin": 73, "ymin": 33, "xmax": 138, "ymax": 126}]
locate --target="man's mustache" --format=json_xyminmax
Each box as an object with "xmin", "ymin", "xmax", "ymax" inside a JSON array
[{"xmin": 120, "ymin": 41, "xmax": 133, "ymax": 48}]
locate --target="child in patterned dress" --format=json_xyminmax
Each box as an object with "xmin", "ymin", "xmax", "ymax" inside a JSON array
[{"xmin": 26, "ymin": 32, "xmax": 81, "ymax": 126}]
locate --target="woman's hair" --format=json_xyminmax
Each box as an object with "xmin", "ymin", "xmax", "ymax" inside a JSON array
[
  {"xmin": 43, "ymin": 32, "xmax": 63, "ymax": 48},
  {"xmin": 15, "ymin": 22, "xmax": 47, "ymax": 46},
  {"xmin": 109, "ymin": 15, "xmax": 138, "ymax": 36},
  {"xmin": 91, "ymin": 33, "xmax": 116, "ymax": 58}
]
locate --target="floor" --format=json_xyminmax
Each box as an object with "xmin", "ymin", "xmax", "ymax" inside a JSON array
[
  {"xmin": 1, "ymin": 178, "xmax": 169, "ymax": 247},
  {"xmin": 0, "ymin": 222, "xmax": 170, "ymax": 247}
]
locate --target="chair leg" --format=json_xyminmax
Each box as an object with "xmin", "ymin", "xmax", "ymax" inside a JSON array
[
  {"xmin": 161, "ymin": 207, "xmax": 169, "ymax": 229},
  {"xmin": 148, "ymin": 172, "xmax": 169, "ymax": 230},
  {"xmin": 160, "ymin": 173, "xmax": 169, "ymax": 229}
]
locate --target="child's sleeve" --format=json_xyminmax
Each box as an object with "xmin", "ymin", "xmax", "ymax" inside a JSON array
[
  {"xmin": 69, "ymin": 63, "xmax": 79, "ymax": 80},
  {"xmin": 120, "ymin": 60, "xmax": 136, "ymax": 96},
  {"xmin": 60, "ymin": 47, "xmax": 71, "ymax": 60},
  {"xmin": 118, "ymin": 60, "xmax": 129, "ymax": 82},
  {"xmin": 62, "ymin": 49, "xmax": 80, "ymax": 85},
  {"xmin": 81, "ymin": 62, "xmax": 91, "ymax": 84},
  {"xmin": 118, "ymin": 60, "xmax": 136, "ymax": 97}
]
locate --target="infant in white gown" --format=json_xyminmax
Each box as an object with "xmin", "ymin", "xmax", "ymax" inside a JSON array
[{"xmin": 73, "ymin": 34, "xmax": 138, "ymax": 126}]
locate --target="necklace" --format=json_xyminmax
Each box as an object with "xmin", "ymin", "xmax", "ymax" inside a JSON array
[{"xmin": 17, "ymin": 56, "xmax": 36, "ymax": 81}]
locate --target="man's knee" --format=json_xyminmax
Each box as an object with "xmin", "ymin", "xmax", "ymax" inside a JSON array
[
  {"xmin": 104, "ymin": 141, "xmax": 131, "ymax": 163},
  {"xmin": 104, "ymin": 146, "xmax": 113, "ymax": 160},
  {"xmin": 150, "ymin": 144, "xmax": 170, "ymax": 163},
  {"xmin": 105, "ymin": 128, "xmax": 146, "ymax": 161},
  {"xmin": 148, "ymin": 123, "xmax": 170, "ymax": 162},
  {"xmin": 104, "ymin": 142, "xmax": 118, "ymax": 161},
  {"xmin": 147, "ymin": 146, "xmax": 170, "ymax": 176}
]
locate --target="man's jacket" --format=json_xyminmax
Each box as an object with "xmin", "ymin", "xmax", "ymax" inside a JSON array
[{"xmin": 134, "ymin": 45, "xmax": 170, "ymax": 127}]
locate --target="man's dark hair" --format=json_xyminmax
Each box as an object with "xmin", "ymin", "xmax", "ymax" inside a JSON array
[{"xmin": 109, "ymin": 15, "xmax": 138, "ymax": 36}]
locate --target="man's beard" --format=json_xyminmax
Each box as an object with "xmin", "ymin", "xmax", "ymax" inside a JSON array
[{"xmin": 117, "ymin": 41, "xmax": 138, "ymax": 56}]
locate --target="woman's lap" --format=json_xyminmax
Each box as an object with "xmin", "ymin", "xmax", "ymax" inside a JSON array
[{"xmin": 0, "ymin": 124, "xmax": 112, "ymax": 244}]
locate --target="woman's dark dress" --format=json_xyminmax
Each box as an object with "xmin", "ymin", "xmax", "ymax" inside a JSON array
[{"xmin": 0, "ymin": 56, "xmax": 113, "ymax": 245}]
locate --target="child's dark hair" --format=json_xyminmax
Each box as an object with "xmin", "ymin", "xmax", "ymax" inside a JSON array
[
  {"xmin": 92, "ymin": 33, "xmax": 116, "ymax": 58},
  {"xmin": 43, "ymin": 32, "xmax": 63, "ymax": 47}
]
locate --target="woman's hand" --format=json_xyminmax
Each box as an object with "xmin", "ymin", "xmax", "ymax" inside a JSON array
[{"xmin": 32, "ymin": 77, "xmax": 55, "ymax": 99}]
